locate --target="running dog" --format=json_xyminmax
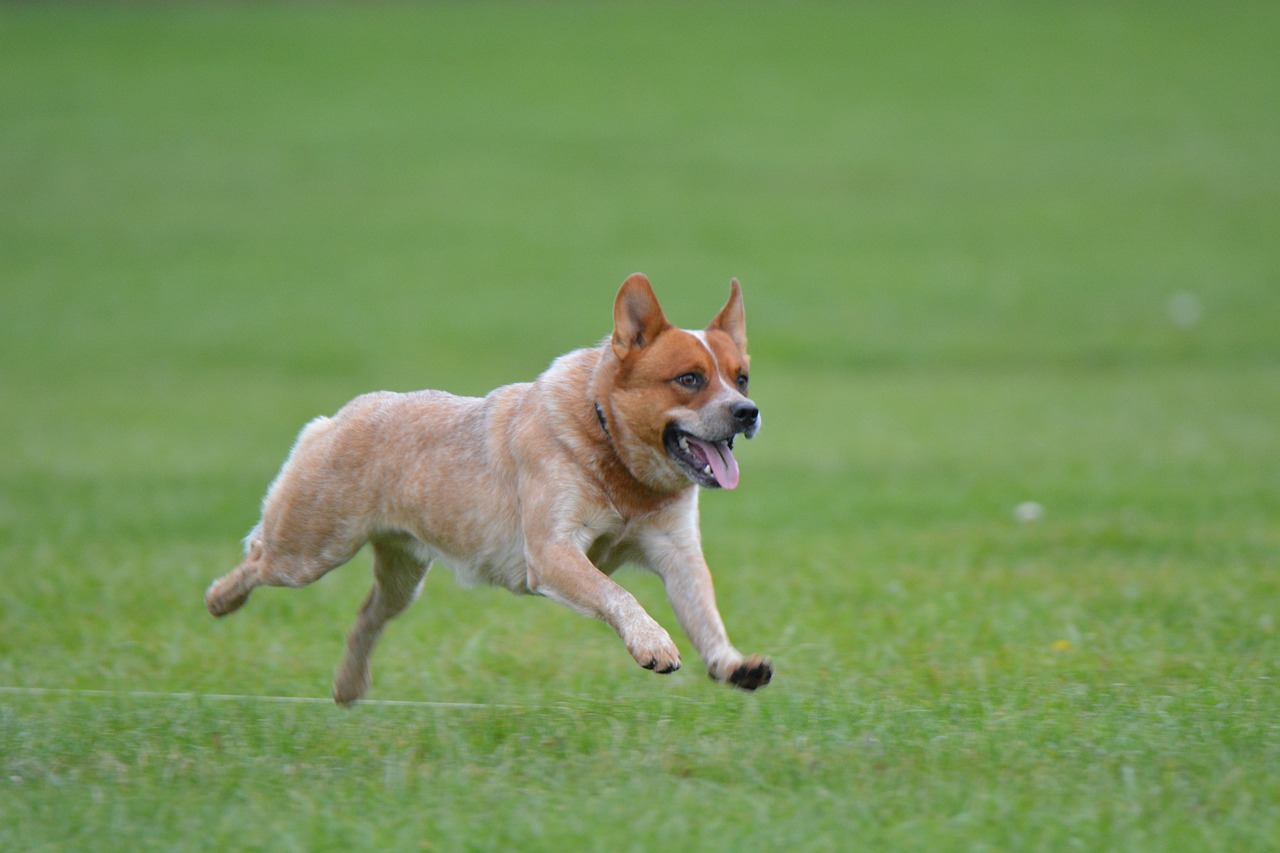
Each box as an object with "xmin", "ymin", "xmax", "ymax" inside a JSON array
[{"xmin": 205, "ymin": 273, "xmax": 772, "ymax": 704}]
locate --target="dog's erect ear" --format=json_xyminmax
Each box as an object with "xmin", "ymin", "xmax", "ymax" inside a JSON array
[
  {"xmin": 612, "ymin": 273, "xmax": 670, "ymax": 359},
  {"xmin": 707, "ymin": 278, "xmax": 747, "ymax": 351}
]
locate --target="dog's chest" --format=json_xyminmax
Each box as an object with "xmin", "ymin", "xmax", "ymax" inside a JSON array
[{"xmin": 579, "ymin": 513, "xmax": 644, "ymax": 575}]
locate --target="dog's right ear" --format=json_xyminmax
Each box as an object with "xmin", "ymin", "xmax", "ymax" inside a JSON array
[{"xmin": 612, "ymin": 273, "xmax": 670, "ymax": 359}]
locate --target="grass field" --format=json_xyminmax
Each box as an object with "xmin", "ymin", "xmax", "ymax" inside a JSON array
[{"xmin": 3, "ymin": 2, "xmax": 1278, "ymax": 850}]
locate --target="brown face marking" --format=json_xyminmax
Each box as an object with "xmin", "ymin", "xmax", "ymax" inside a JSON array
[
  {"xmin": 637, "ymin": 329, "xmax": 715, "ymax": 386},
  {"xmin": 610, "ymin": 327, "xmax": 752, "ymax": 458},
  {"xmin": 609, "ymin": 329, "xmax": 713, "ymax": 446}
]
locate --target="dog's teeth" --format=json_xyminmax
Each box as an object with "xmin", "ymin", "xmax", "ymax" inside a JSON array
[
  {"xmin": 678, "ymin": 436, "xmax": 689, "ymax": 451},
  {"xmin": 703, "ymin": 464, "xmax": 712, "ymax": 475}
]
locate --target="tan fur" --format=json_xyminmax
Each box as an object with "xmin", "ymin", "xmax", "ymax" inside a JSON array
[{"xmin": 205, "ymin": 274, "xmax": 772, "ymax": 704}]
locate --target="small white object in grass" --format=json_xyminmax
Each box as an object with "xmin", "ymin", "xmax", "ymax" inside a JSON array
[
  {"xmin": 1014, "ymin": 501, "xmax": 1044, "ymax": 523},
  {"xmin": 1167, "ymin": 292, "xmax": 1203, "ymax": 328}
]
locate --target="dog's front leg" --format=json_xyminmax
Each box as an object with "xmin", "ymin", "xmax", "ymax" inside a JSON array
[
  {"xmin": 641, "ymin": 527, "xmax": 773, "ymax": 691},
  {"xmin": 525, "ymin": 538, "xmax": 682, "ymax": 675}
]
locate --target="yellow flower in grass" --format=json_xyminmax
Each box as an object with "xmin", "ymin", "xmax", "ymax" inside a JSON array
[{"xmin": 1051, "ymin": 639, "xmax": 1073, "ymax": 652}]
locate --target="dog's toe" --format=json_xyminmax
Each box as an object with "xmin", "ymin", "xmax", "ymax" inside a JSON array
[
  {"xmin": 642, "ymin": 656, "xmax": 681, "ymax": 674},
  {"xmin": 626, "ymin": 623, "xmax": 681, "ymax": 674}
]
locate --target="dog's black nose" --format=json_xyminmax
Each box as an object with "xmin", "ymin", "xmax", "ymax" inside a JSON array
[{"xmin": 731, "ymin": 401, "xmax": 759, "ymax": 429}]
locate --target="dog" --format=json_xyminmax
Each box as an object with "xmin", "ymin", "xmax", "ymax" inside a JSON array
[{"xmin": 205, "ymin": 273, "xmax": 772, "ymax": 704}]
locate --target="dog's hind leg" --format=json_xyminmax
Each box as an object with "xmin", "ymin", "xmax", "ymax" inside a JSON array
[
  {"xmin": 208, "ymin": 412, "xmax": 372, "ymax": 617},
  {"xmin": 205, "ymin": 512, "xmax": 367, "ymax": 617},
  {"xmin": 205, "ymin": 528, "xmax": 275, "ymax": 617},
  {"xmin": 204, "ymin": 559, "xmax": 260, "ymax": 618},
  {"xmin": 332, "ymin": 537, "xmax": 431, "ymax": 706}
]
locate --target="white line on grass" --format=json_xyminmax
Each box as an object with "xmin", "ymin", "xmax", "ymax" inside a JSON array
[{"xmin": 0, "ymin": 685, "xmax": 516, "ymax": 710}]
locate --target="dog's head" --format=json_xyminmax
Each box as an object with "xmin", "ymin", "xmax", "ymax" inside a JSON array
[{"xmin": 591, "ymin": 273, "xmax": 760, "ymax": 493}]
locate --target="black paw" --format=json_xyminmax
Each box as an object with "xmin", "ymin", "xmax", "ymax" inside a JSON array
[
  {"xmin": 717, "ymin": 656, "xmax": 773, "ymax": 691},
  {"xmin": 644, "ymin": 657, "xmax": 681, "ymax": 674}
]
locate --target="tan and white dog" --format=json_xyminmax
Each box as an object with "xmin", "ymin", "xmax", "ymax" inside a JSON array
[{"xmin": 205, "ymin": 273, "xmax": 772, "ymax": 704}]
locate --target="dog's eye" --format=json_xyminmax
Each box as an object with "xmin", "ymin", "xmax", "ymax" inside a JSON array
[
  {"xmin": 736, "ymin": 374, "xmax": 749, "ymax": 394},
  {"xmin": 674, "ymin": 372, "xmax": 705, "ymax": 390}
]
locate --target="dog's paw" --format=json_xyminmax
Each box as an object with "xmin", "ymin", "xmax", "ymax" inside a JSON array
[
  {"xmin": 625, "ymin": 623, "xmax": 682, "ymax": 675},
  {"xmin": 710, "ymin": 655, "xmax": 773, "ymax": 691},
  {"xmin": 204, "ymin": 577, "xmax": 251, "ymax": 617},
  {"xmin": 332, "ymin": 665, "xmax": 371, "ymax": 707}
]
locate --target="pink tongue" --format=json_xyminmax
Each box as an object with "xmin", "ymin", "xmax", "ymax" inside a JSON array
[{"xmin": 688, "ymin": 437, "xmax": 740, "ymax": 490}]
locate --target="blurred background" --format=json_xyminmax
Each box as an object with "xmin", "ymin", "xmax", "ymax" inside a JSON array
[{"xmin": 4, "ymin": 0, "xmax": 1278, "ymax": 686}]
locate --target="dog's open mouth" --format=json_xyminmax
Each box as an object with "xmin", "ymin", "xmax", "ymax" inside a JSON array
[{"xmin": 664, "ymin": 426, "xmax": 740, "ymax": 490}]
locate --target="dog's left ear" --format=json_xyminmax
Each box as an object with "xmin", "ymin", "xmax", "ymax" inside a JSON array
[{"xmin": 707, "ymin": 278, "xmax": 747, "ymax": 351}]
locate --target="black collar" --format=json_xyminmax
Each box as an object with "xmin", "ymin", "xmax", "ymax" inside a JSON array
[{"xmin": 593, "ymin": 402, "xmax": 611, "ymax": 440}]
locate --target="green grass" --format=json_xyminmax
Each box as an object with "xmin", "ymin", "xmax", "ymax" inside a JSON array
[{"xmin": 2, "ymin": 2, "xmax": 1278, "ymax": 850}]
